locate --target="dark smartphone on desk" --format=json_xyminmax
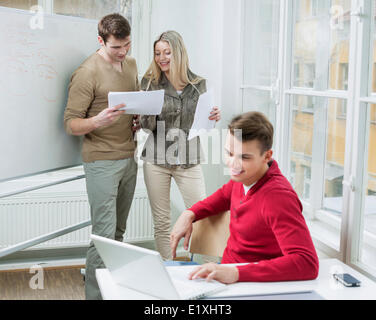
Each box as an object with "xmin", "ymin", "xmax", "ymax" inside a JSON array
[{"xmin": 333, "ymin": 273, "xmax": 361, "ymax": 287}]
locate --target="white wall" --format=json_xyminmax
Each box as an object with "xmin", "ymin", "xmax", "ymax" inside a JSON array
[
  {"xmin": 218, "ymin": 0, "xmax": 243, "ymax": 187},
  {"xmin": 149, "ymin": 0, "xmax": 224, "ymax": 106},
  {"xmin": 220, "ymin": 0, "xmax": 243, "ymax": 123}
]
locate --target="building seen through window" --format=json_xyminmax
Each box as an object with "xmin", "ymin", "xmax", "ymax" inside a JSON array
[{"xmin": 0, "ymin": 0, "xmax": 132, "ymax": 21}]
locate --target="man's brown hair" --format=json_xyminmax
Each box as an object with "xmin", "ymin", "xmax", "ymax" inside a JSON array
[
  {"xmin": 98, "ymin": 13, "xmax": 131, "ymax": 43},
  {"xmin": 228, "ymin": 111, "xmax": 274, "ymax": 154}
]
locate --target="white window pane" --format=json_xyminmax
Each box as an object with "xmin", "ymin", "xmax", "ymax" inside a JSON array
[
  {"xmin": 243, "ymin": 0, "xmax": 280, "ymax": 86},
  {"xmin": 289, "ymin": 95, "xmax": 347, "ymax": 249},
  {"xmin": 328, "ymin": 0, "xmax": 351, "ymax": 91},
  {"xmin": 242, "ymin": 89, "xmax": 276, "ymax": 127},
  {"xmin": 360, "ymin": 104, "xmax": 376, "ymax": 269},
  {"xmin": 289, "ymin": 96, "xmax": 313, "ymax": 201},
  {"xmin": 323, "ymin": 99, "xmax": 347, "ymax": 214},
  {"xmin": 292, "ymin": 0, "xmax": 351, "ymax": 90}
]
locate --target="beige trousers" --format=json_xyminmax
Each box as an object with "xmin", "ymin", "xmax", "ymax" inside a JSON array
[{"xmin": 143, "ymin": 163, "xmax": 206, "ymax": 260}]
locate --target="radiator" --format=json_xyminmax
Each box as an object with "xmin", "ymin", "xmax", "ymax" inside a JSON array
[{"xmin": 0, "ymin": 192, "xmax": 154, "ymax": 250}]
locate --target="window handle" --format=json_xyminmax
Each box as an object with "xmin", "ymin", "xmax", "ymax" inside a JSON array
[
  {"xmin": 350, "ymin": 5, "xmax": 364, "ymax": 23},
  {"xmin": 270, "ymin": 79, "xmax": 280, "ymax": 105},
  {"xmin": 342, "ymin": 176, "xmax": 355, "ymax": 192}
]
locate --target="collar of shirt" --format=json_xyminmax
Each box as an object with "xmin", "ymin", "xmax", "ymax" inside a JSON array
[{"xmin": 243, "ymin": 182, "xmax": 257, "ymax": 195}]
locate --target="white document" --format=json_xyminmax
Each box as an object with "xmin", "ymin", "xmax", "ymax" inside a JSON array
[
  {"xmin": 108, "ymin": 90, "xmax": 165, "ymax": 115},
  {"xmin": 188, "ymin": 90, "xmax": 216, "ymax": 140}
]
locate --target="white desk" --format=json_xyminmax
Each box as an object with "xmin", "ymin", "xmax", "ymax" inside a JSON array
[{"xmin": 96, "ymin": 259, "xmax": 376, "ymax": 300}]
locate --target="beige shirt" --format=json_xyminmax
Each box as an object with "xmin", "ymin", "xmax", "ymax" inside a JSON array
[{"xmin": 64, "ymin": 52, "xmax": 139, "ymax": 162}]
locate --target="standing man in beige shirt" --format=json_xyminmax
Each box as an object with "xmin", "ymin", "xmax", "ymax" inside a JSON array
[{"xmin": 64, "ymin": 13, "xmax": 140, "ymax": 300}]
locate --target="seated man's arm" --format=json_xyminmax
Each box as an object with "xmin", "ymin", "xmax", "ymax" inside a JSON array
[
  {"xmin": 189, "ymin": 180, "xmax": 234, "ymax": 220},
  {"xmin": 170, "ymin": 210, "xmax": 195, "ymax": 259},
  {"xmin": 236, "ymin": 190, "xmax": 319, "ymax": 282}
]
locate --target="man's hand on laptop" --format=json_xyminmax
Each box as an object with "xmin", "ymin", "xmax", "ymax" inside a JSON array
[
  {"xmin": 188, "ymin": 263, "xmax": 239, "ymax": 285},
  {"xmin": 170, "ymin": 210, "xmax": 196, "ymax": 259}
]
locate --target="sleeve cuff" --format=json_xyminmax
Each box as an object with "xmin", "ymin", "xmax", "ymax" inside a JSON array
[
  {"xmin": 64, "ymin": 119, "xmax": 74, "ymax": 135},
  {"xmin": 188, "ymin": 204, "xmax": 206, "ymax": 222},
  {"xmin": 236, "ymin": 264, "xmax": 253, "ymax": 282}
]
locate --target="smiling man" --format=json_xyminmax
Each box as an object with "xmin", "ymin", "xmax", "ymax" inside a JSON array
[
  {"xmin": 64, "ymin": 13, "xmax": 139, "ymax": 300},
  {"xmin": 170, "ymin": 112, "xmax": 319, "ymax": 284}
]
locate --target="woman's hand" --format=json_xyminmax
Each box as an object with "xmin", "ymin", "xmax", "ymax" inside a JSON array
[
  {"xmin": 209, "ymin": 106, "xmax": 221, "ymax": 122},
  {"xmin": 132, "ymin": 115, "xmax": 141, "ymax": 132}
]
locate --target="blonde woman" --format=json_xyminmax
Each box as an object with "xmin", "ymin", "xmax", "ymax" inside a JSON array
[{"xmin": 140, "ymin": 31, "xmax": 221, "ymax": 260}]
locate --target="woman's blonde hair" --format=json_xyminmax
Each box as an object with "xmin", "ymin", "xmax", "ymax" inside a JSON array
[{"xmin": 143, "ymin": 30, "xmax": 202, "ymax": 89}]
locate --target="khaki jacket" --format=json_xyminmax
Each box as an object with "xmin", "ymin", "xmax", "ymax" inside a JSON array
[{"xmin": 140, "ymin": 71, "xmax": 206, "ymax": 168}]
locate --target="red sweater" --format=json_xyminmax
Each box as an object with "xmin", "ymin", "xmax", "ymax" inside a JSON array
[{"xmin": 189, "ymin": 160, "xmax": 319, "ymax": 282}]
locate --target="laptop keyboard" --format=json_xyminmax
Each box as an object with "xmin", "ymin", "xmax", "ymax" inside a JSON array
[{"xmin": 169, "ymin": 270, "xmax": 226, "ymax": 300}]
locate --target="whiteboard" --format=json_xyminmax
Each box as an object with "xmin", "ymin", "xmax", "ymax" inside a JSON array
[{"xmin": 0, "ymin": 7, "xmax": 99, "ymax": 182}]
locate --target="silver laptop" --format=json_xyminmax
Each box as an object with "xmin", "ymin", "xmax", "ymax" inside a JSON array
[{"xmin": 91, "ymin": 234, "xmax": 226, "ymax": 300}]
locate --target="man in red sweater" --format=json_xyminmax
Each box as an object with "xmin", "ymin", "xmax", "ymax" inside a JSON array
[{"xmin": 170, "ymin": 112, "xmax": 319, "ymax": 284}]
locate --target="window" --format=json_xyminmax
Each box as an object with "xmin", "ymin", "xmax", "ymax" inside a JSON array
[
  {"xmin": 303, "ymin": 165, "xmax": 311, "ymax": 200},
  {"xmin": 241, "ymin": 0, "xmax": 281, "ymax": 130},
  {"xmin": 242, "ymin": 89, "xmax": 277, "ymax": 127},
  {"xmin": 339, "ymin": 63, "xmax": 349, "ymax": 90},
  {"xmin": 285, "ymin": 0, "xmax": 352, "ymax": 253},
  {"xmin": 359, "ymin": 103, "xmax": 376, "ymax": 271},
  {"xmin": 289, "ymin": 98, "xmax": 313, "ymax": 201},
  {"xmin": 336, "ymin": 63, "xmax": 348, "ymax": 118},
  {"xmin": 290, "ymin": 161, "xmax": 296, "ymax": 186},
  {"xmin": 52, "ymin": 0, "xmax": 134, "ymax": 59},
  {"xmin": 294, "ymin": 62, "xmax": 316, "ymax": 88},
  {"xmin": 292, "ymin": 0, "xmax": 350, "ymax": 91},
  {"xmin": 0, "ymin": 0, "xmax": 153, "ymax": 74},
  {"xmin": 243, "ymin": 0, "xmax": 357, "ymax": 258},
  {"xmin": 53, "ymin": 0, "xmax": 132, "ymax": 21},
  {"xmin": 0, "ymin": 0, "xmax": 37, "ymax": 10},
  {"xmin": 311, "ymin": 0, "xmax": 320, "ymax": 16},
  {"xmin": 244, "ymin": 0, "xmax": 376, "ymax": 280},
  {"xmin": 242, "ymin": 0, "xmax": 280, "ymax": 88},
  {"xmin": 0, "ymin": 1, "xmax": 133, "ymax": 22},
  {"xmin": 337, "ymin": 100, "xmax": 347, "ymax": 119},
  {"xmin": 289, "ymin": 92, "xmax": 347, "ymax": 238},
  {"xmin": 304, "ymin": 63, "xmax": 316, "ymax": 88}
]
